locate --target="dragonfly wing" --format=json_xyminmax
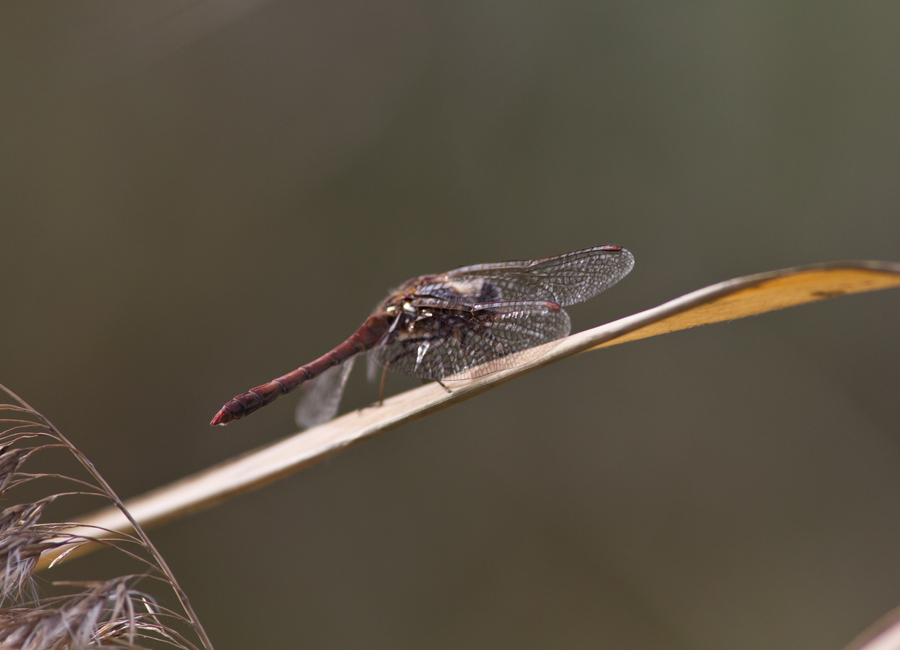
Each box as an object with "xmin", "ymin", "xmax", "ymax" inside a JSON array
[
  {"xmin": 366, "ymin": 348, "xmax": 381, "ymax": 383},
  {"xmin": 436, "ymin": 245, "xmax": 634, "ymax": 307},
  {"xmin": 368, "ymin": 301, "xmax": 571, "ymax": 381},
  {"xmin": 294, "ymin": 356, "xmax": 356, "ymax": 429}
]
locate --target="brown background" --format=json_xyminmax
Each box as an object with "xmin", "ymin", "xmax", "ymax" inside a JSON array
[{"xmin": 2, "ymin": 2, "xmax": 900, "ymax": 649}]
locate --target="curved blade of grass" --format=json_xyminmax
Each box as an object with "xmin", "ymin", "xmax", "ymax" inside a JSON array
[
  {"xmin": 38, "ymin": 260, "xmax": 900, "ymax": 569},
  {"xmin": 842, "ymin": 605, "xmax": 900, "ymax": 650}
]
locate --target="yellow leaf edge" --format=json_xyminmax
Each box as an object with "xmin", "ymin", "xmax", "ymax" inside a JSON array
[{"xmin": 593, "ymin": 261, "xmax": 900, "ymax": 350}]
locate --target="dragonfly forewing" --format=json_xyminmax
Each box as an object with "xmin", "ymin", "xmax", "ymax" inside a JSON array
[{"xmin": 440, "ymin": 245, "xmax": 634, "ymax": 307}]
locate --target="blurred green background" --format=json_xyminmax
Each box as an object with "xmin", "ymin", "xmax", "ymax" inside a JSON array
[{"xmin": 2, "ymin": 2, "xmax": 900, "ymax": 649}]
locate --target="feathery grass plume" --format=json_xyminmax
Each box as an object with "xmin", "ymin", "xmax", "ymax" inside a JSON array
[
  {"xmin": 0, "ymin": 384, "xmax": 213, "ymax": 650},
  {"xmin": 0, "ymin": 500, "xmax": 63, "ymax": 602}
]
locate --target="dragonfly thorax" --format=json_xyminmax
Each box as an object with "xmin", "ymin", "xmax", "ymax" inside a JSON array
[{"xmin": 384, "ymin": 300, "xmax": 438, "ymax": 328}]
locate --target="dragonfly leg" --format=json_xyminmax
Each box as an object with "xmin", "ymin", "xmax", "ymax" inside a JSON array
[
  {"xmin": 437, "ymin": 380, "xmax": 452, "ymax": 394},
  {"xmin": 379, "ymin": 365, "xmax": 389, "ymax": 405}
]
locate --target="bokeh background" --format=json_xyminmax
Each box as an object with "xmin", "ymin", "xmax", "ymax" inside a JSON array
[{"xmin": 2, "ymin": 2, "xmax": 900, "ymax": 649}]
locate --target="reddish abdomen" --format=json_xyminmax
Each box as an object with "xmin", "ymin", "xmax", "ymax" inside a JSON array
[{"xmin": 210, "ymin": 313, "xmax": 391, "ymax": 426}]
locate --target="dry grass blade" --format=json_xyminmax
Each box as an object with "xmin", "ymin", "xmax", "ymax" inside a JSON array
[
  {"xmin": 38, "ymin": 260, "xmax": 900, "ymax": 569},
  {"xmin": 842, "ymin": 605, "xmax": 900, "ymax": 650}
]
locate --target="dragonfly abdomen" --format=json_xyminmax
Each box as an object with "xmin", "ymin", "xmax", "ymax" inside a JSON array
[{"xmin": 210, "ymin": 313, "xmax": 392, "ymax": 426}]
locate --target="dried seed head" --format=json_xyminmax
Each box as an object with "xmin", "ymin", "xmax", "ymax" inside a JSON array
[
  {"xmin": 0, "ymin": 502, "xmax": 61, "ymax": 601},
  {"xmin": 0, "ymin": 578, "xmax": 158, "ymax": 649},
  {"xmin": 0, "ymin": 385, "xmax": 212, "ymax": 649},
  {"xmin": 0, "ymin": 447, "xmax": 30, "ymax": 498}
]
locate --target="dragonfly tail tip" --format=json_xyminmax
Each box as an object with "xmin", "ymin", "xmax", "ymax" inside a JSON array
[{"xmin": 210, "ymin": 410, "xmax": 232, "ymax": 426}]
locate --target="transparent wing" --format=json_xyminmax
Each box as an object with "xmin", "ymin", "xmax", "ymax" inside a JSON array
[
  {"xmin": 368, "ymin": 301, "xmax": 571, "ymax": 381},
  {"xmin": 294, "ymin": 356, "xmax": 356, "ymax": 429},
  {"xmin": 434, "ymin": 245, "xmax": 634, "ymax": 307}
]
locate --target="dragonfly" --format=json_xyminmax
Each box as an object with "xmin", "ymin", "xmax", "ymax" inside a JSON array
[{"xmin": 211, "ymin": 244, "xmax": 634, "ymax": 426}]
